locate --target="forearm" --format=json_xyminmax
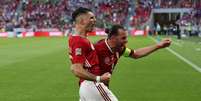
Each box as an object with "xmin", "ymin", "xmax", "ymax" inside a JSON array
[
  {"xmin": 127, "ymin": 38, "xmax": 171, "ymax": 59},
  {"xmin": 71, "ymin": 64, "xmax": 96, "ymax": 81},
  {"xmin": 131, "ymin": 44, "xmax": 159, "ymax": 59}
]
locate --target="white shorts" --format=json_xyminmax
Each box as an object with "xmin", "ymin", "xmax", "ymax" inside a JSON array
[{"xmin": 79, "ymin": 80, "xmax": 118, "ymax": 101}]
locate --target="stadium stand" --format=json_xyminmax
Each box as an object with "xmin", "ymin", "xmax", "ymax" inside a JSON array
[
  {"xmin": 0, "ymin": 0, "xmax": 200, "ymax": 37},
  {"xmin": 14, "ymin": 0, "xmax": 130, "ymax": 31},
  {"xmin": 0, "ymin": 0, "xmax": 20, "ymax": 32}
]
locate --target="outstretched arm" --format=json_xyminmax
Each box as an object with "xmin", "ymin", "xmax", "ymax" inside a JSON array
[{"xmin": 123, "ymin": 38, "xmax": 171, "ymax": 59}]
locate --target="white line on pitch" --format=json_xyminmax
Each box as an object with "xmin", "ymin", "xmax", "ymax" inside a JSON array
[
  {"xmin": 149, "ymin": 37, "xmax": 201, "ymax": 73},
  {"xmin": 166, "ymin": 48, "xmax": 201, "ymax": 73}
]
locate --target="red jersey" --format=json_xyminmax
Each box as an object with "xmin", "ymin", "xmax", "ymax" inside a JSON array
[
  {"xmin": 94, "ymin": 39, "xmax": 125, "ymax": 75},
  {"xmin": 68, "ymin": 35, "xmax": 101, "ymax": 84}
]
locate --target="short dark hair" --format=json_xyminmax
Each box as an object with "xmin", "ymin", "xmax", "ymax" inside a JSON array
[
  {"xmin": 105, "ymin": 24, "xmax": 125, "ymax": 39},
  {"xmin": 72, "ymin": 7, "xmax": 92, "ymax": 22}
]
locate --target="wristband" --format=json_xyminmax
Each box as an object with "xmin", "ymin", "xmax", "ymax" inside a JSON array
[{"xmin": 96, "ymin": 76, "xmax": 101, "ymax": 82}]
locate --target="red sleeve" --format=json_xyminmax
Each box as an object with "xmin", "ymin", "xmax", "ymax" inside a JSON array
[{"xmin": 71, "ymin": 39, "xmax": 88, "ymax": 64}]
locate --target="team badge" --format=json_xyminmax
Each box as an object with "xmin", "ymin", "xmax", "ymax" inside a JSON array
[
  {"xmin": 104, "ymin": 57, "xmax": 110, "ymax": 65},
  {"xmin": 75, "ymin": 48, "xmax": 82, "ymax": 55}
]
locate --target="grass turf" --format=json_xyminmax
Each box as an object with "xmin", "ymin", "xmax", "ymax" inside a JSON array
[{"xmin": 0, "ymin": 36, "xmax": 201, "ymax": 101}]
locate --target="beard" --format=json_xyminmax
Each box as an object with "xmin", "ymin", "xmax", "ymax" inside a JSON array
[
  {"xmin": 114, "ymin": 43, "xmax": 125, "ymax": 52},
  {"xmin": 86, "ymin": 23, "xmax": 95, "ymax": 32}
]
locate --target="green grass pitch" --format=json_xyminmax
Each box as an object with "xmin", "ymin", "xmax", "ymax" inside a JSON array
[{"xmin": 0, "ymin": 36, "xmax": 201, "ymax": 101}]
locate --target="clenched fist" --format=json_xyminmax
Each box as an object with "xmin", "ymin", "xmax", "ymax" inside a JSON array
[
  {"xmin": 157, "ymin": 38, "xmax": 172, "ymax": 49},
  {"xmin": 100, "ymin": 72, "xmax": 111, "ymax": 82}
]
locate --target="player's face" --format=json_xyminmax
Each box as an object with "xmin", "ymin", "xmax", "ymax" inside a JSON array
[
  {"xmin": 84, "ymin": 12, "xmax": 96, "ymax": 32},
  {"xmin": 115, "ymin": 29, "xmax": 128, "ymax": 48}
]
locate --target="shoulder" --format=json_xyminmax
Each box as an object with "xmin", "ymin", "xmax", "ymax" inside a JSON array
[
  {"xmin": 96, "ymin": 39, "xmax": 105, "ymax": 44},
  {"xmin": 94, "ymin": 39, "xmax": 105, "ymax": 47},
  {"xmin": 69, "ymin": 36, "xmax": 85, "ymax": 42},
  {"xmin": 69, "ymin": 36, "xmax": 89, "ymax": 46},
  {"xmin": 94, "ymin": 39, "xmax": 106, "ymax": 49}
]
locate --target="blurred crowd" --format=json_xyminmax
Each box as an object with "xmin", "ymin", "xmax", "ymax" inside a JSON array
[
  {"xmin": 130, "ymin": 0, "xmax": 153, "ymax": 27},
  {"xmin": 176, "ymin": 9, "xmax": 201, "ymax": 36},
  {"xmin": 0, "ymin": 0, "xmax": 20, "ymax": 32},
  {"xmin": 0, "ymin": 0, "xmax": 130, "ymax": 32},
  {"xmin": 0, "ymin": 0, "xmax": 200, "ymax": 33},
  {"xmin": 130, "ymin": 0, "xmax": 201, "ymax": 27},
  {"xmin": 153, "ymin": 0, "xmax": 198, "ymax": 8}
]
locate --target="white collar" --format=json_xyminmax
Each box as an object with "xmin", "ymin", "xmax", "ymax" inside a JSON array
[{"xmin": 105, "ymin": 39, "xmax": 113, "ymax": 53}]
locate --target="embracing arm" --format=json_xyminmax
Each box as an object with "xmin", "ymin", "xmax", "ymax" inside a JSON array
[
  {"xmin": 71, "ymin": 63, "xmax": 111, "ymax": 82},
  {"xmin": 71, "ymin": 63, "xmax": 96, "ymax": 81}
]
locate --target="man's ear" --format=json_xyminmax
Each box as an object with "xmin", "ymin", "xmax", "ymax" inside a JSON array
[
  {"xmin": 80, "ymin": 18, "xmax": 85, "ymax": 25},
  {"xmin": 76, "ymin": 15, "xmax": 85, "ymax": 25},
  {"xmin": 110, "ymin": 35, "xmax": 117, "ymax": 41}
]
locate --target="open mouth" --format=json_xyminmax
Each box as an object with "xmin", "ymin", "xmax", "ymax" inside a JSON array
[
  {"xmin": 91, "ymin": 24, "xmax": 95, "ymax": 27},
  {"xmin": 90, "ymin": 24, "xmax": 96, "ymax": 29},
  {"xmin": 86, "ymin": 24, "xmax": 95, "ymax": 32}
]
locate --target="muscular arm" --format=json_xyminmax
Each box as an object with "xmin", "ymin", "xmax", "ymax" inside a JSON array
[
  {"xmin": 130, "ymin": 44, "xmax": 159, "ymax": 59},
  {"xmin": 71, "ymin": 63, "xmax": 111, "ymax": 82},
  {"xmin": 130, "ymin": 44, "xmax": 158, "ymax": 59},
  {"xmin": 123, "ymin": 38, "xmax": 171, "ymax": 59},
  {"xmin": 71, "ymin": 63, "xmax": 96, "ymax": 81}
]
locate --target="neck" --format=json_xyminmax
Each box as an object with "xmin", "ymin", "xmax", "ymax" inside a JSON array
[
  {"xmin": 107, "ymin": 38, "xmax": 116, "ymax": 49},
  {"xmin": 75, "ymin": 25, "xmax": 87, "ymax": 37}
]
